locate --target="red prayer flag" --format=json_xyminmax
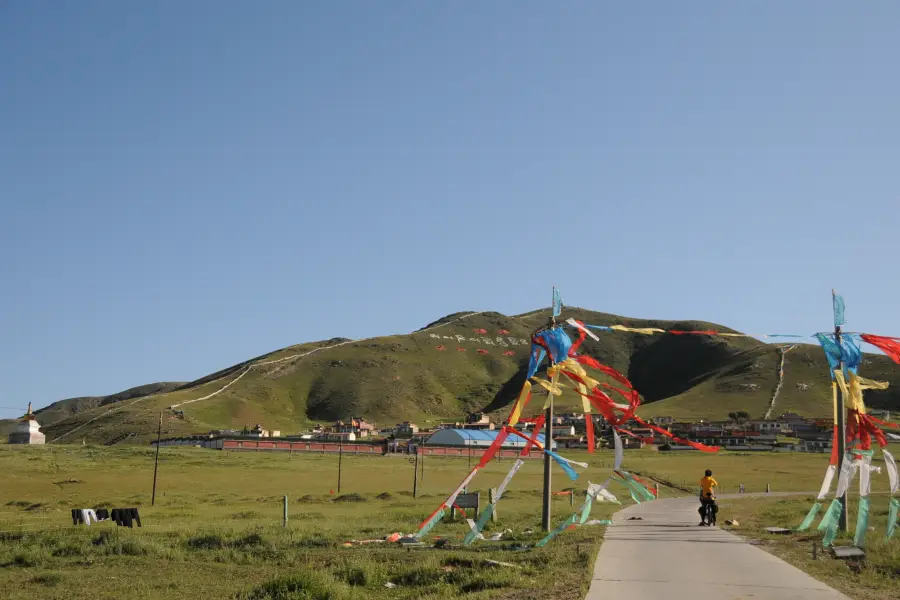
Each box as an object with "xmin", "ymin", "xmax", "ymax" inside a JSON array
[
  {"xmin": 861, "ymin": 334, "xmax": 900, "ymax": 364},
  {"xmin": 477, "ymin": 429, "xmax": 509, "ymax": 467}
]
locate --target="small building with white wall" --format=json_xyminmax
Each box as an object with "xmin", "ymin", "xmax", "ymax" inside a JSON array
[{"xmin": 7, "ymin": 403, "xmax": 45, "ymax": 445}]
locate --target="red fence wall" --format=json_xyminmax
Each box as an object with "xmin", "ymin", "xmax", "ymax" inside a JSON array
[{"xmin": 220, "ymin": 439, "xmax": 541, "ymax": 459}]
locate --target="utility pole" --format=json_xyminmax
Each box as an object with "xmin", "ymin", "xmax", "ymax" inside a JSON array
[
  {"xmin": 413, "ymin": 447, "xmax": 420, "ymax": 498},
  {"xmin": 834, "ymin": 290, "xmax": 848, "ymax": 532},
  {"xmin": 151, "ymin": 412, "xmax": 162, "ymax": 506},
  {"xmin": 337, "ymin": 434, "xmax": 344, "ymax": 494}
]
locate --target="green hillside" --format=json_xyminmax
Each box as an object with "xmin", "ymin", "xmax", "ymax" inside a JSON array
[{"xmin": 15, "ymin": 307, "xmax": 900, "ymax": 445}]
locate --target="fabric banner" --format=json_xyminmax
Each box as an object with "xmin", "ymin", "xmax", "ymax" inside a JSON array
[
  {"xmin": 818, "ymin": 498, "xmax": 843, "ymax": 533},
  {"xmin": 587, "ymin": 479, "xmax": 620, "ymax": 504},
  {"xmin": 610, "ymin": 325, "xmax": 666, "ymax": 335},
  {"xmin": 507, "ymin": 382, "xmax": 531, "ymax": 427},
  {"xmin": 526, "ymin": 346, "xmax": 546, "ymax": 379},
  {"xmin": 820, "ymin": 499, "xmax": 844, "ymax": 547},
  {"xmin": 535, "ymin": 514, "xmax": 578, "ymax": 548},
  {"xmin": 884, "ymin": 450, "xmax": 899, "ymax": 494},
  {"xmin": 887, "ymin": 498, "xmax": 900, "ymax": 540},
  {"xmin": 546, "ymin": 450, "xmax": 581, "ymax": 481},
  {"xmin": 477, "ymin": 429, "xmax": 509, "ymax": 468},
  {"xmin": 859, "ymin": 456, "xmax": 873, "ymax": 498},
  {"xmin": 854, "ymin": 497, "xmax": 871, "ymax": 548},
  {"xmin": 630, "ymin": 415, "xmax": 721, "ymax": 452},
  {"xmin": 796, "ymin": 503, "xmax": 822, "ymax": 532},
  {"xmin": 584, "ymin": 413, "xmax": 595, "ymax": 454},
  {"xmin": 860, "ymin": 334, "xmax": 900, "ymax": 364},
  {"xmin": 463, "ymin": 505, "xmax": 493, "ymax": 546},
  {"xmin": 578, "ymin": 495, "xmax": 594, "ymax": 524},
  {"xmin": 597, "ymin": 487, "xmax": 620, "ymax": 504},
  {"xmin": 834, "ymin": 456, "xmax": 859, "ymax": 498},
  {"xmin": 615, "ymin": 471, "xmax": 656, "ymax": 504},
  {"xmin": 552, "ymin": 287, "xmax": 563, "ymax": 317},
  {"xmin": 446, "ymin": 467, "xmax": 480, "ymax": 508},
  {"xmin": 523, "ymin": 415, "xmax": 546, "ymax": 454},
  {"xmin": 566, "ymin": 318, "xmax": 600, "ymax": 341},
  {"xmin": 496, "ymin": 459, "xmax": 525, "ymax": 500},
  {"xmin": 833, "ymin": 292, "xmax": 846, "ymax": 328},
  {"xmin": 817, "ymin": 464, "xmax": 837, "ymax": 500},
  {"xmin": 415, "ymin": 507, "xmax": 447, "ymax": 539}
]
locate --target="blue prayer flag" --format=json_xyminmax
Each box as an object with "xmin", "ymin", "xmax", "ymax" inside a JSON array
[
  {"xmin": 552, "ymin": 287, "xmax": 563, "ymax": 317},
  {"xmin": 833, "ymin": 291, "xmax": 846, "ymax": 328}
]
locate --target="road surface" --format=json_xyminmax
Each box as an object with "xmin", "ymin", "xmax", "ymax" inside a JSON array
[{"xmin": 587, "ymin": 494, "xmax": 849, "ymax": 599}]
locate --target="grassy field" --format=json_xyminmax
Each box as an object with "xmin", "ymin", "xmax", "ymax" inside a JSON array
[
  {"xmin": 3, "ymin": 445, "xmax": 898, "ymax": 599},
  {"xmin": 719, "ymin": 495, "xmax": 900, "ymax": 600},
  {"xmin": 0, "ymin": 445, "xmax": 630, "ymax": 600}
]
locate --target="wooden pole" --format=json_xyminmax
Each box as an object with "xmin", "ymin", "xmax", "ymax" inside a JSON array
[
  {"xmin": 542, "ymin": 382, "xmax": 555, "ymax": 532},
  {"xmin": 541, "ymin": 291, "xmax": 558, "ymax": 533},
  {"xmin": 834, "ymin": 290, "xmax": 848, "ymax": 532},
  {"xmin": 337, "ymin": 434, "xmax": 344, "ymax": 494},
  {"xmin": 151, "ymin": 412, "xmax": 162, "ymax": 506},
  {"xmin": 413, "ymin": 447, "xmax": 420, "ymax": 498}
]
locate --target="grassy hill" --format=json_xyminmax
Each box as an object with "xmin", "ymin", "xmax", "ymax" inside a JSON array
[{"xmin": 13, "ymin": 307, "xmax": 900, "ymax": 445}]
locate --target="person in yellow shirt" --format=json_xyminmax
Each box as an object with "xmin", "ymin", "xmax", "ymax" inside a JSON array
[{"xmin": 698, "ymin": 469, "xmax": 718, "ymax": 526}]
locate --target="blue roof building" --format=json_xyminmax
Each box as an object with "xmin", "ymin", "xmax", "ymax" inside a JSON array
[{"xmin": 425, "ymin": 428, "xmax": 557, "ymax": 450}]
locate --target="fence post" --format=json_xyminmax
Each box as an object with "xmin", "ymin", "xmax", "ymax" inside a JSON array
[{"xmin": 283, "ymin": 495, "xmax": 288, "ymax": 528}]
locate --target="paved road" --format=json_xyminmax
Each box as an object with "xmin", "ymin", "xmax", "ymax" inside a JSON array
[{"xmin": 586, "ymin": 494, "xmax": 849, "ymax": 600}]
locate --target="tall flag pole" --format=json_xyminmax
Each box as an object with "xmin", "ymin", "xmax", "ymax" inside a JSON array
[
  {"xmin": 833, "ymin": 289, "xmax": 848, "ymax": 531},
  {"xmin": 542, "ymin": 286, "xmax": 559, "ymax": 532}
]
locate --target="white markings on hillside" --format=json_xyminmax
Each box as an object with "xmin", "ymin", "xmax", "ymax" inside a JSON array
[
  {"xmin": 763, "ymin": 344, "xmax": 797, "ymax": 420},
  {"xmin": 47, "ymin": 311, "xmax": 491, "ymax": 441}
]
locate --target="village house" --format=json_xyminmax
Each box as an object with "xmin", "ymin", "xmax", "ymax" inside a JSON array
[
  {"xmin": 551, "ymin": 425, "xmax": 576, "ymax": 437},
  {"xmin": 746, "ymin": 420, "xmax": 784, "ymax": 434},
  {"xmin": 335, "ymin": 418, "xmax": 375, "ymax": 439},
  {"xmin": 394, "ymin": 421, "xmax": 419, "ymax": 438},
  {"xmin": 462, "ymin": 413, "xmax": 495, "ymax": 431}
]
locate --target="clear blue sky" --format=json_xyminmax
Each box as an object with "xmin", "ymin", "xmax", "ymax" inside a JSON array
[{"xmin": 3, "ymin": 2, "xmax": 899, "ymax": 418}]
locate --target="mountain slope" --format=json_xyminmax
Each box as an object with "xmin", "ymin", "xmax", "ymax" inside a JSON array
[{"xmin": 26, "ymin": 307, "xmax": 900, "ymax": 445}]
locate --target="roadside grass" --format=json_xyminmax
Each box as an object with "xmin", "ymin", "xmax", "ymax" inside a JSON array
[
  {"xmin": 718, "ymin": 495, "xmax": 900, "ymax": 600},
  {"xmin": 619, "ymin": 448, "xmax": 838, "ymax": 494},
  {"xmin": 4, "ymin": 445, "xmax": 894, "ymax": 598}
]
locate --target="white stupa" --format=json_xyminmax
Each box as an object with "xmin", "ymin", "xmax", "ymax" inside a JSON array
[{"xmin": 8, "ymin": 403, "xmax": 46, "ymax": 445}]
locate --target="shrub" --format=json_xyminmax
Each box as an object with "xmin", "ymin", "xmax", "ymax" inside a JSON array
[
  {"xmin": 187, "ymin": 534, "xmax": 226, "ymax": 550},
  {"xmin": 232, "ymin": 533, "xmax": 266, "ymax": 548},
  {"xmin": 235, "ymin": 571, "xmax": 349, "ymax": 600},
  {"xmin": 31, "ymin": 572, "xmax": 63, "ymax": 587},
  {"xmin": 332, "ymin": 493, "xmax": 366, "ymax": 503}
]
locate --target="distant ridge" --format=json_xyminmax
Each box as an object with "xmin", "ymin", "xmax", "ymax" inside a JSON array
[{"xmin": 10, "ymin": 307, "xmax": 900, "ymax": 445}]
